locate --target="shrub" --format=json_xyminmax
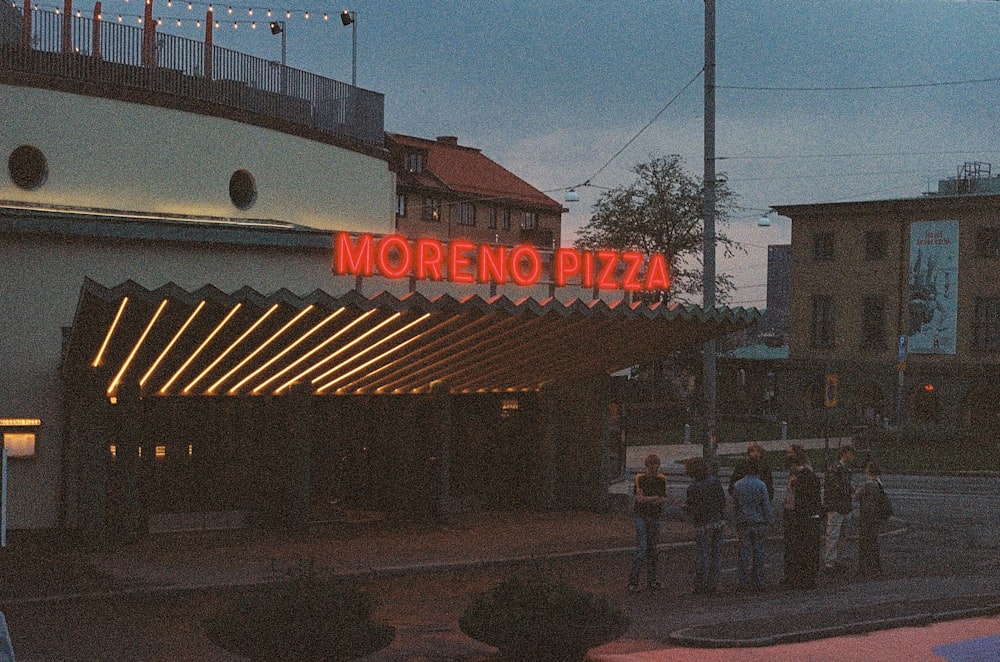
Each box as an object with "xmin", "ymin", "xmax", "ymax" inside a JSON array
[
  {"xmin": 203, "ymin": 560, "xmax": 394, "ymax": 662},
  {"xmin": 459, "ymin": 568, "xmax": 628, "ymax": 661}
]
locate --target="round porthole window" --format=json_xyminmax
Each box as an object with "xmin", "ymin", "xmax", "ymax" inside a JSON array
[
  {"xmin": 229, "ymin": 169, "xmax": 257, "ymax": 210},
  {"xmin": 8, "ymin": 145, "xmax": 48, "ymax": 190}
]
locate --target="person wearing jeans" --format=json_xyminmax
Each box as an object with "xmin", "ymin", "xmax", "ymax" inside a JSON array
[
  {"xmin": 685, "ymin": 457, "xmax": 727, "ymax": 595},
  {"xmin": 732, "ymin": 461, "xmax": 775, "ymax": 592},
  {"xmin": 629, "ymin": 454, "xmax": 668, "ymax": 592}
]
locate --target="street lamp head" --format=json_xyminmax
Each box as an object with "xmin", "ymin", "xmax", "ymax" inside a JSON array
[
  {"xmin": 269, "ymin": 21, "xmax": 282, "ymax": 34},
  {"xmin": 565, "ymin": 188, "xmax": 580, "ymax": 203},
  {"xmin": 340, "ymin": 9, "xmax": 354, "ymax": 26}
]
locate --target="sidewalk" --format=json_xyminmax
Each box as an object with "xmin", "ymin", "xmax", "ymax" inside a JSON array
[{"xmin": 2, "ymin": 505, "xmax": 999, "ymax": 659}]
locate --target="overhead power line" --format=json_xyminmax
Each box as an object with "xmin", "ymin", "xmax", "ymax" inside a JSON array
[{"xmin": 719, "ymin": 75, "xmax": 1000, "ymax": 92}]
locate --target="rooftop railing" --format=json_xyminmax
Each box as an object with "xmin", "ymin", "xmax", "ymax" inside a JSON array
[{"xmin": 0, "ymin": 7, "xmax": 384, "ymax": 147}]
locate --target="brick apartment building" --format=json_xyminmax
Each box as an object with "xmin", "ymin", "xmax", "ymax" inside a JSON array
[{"xmin": 773, "ymin": 175, "xmax": 1000, "ymax": 432}]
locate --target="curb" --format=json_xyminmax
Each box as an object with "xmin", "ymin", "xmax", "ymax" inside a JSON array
[{"xmin": 667, "ymin": 599, "xmax": 1000, "ymax": 648}]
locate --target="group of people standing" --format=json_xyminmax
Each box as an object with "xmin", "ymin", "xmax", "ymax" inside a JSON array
[{"xmin": 628, "ymin": 441, "xmax": 890, "ymax": 594}]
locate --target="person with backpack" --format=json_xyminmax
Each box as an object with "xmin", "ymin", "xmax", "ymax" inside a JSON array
[{"xmin": 855, "ymin": 460, "xmax": 891, "ymax": 578}]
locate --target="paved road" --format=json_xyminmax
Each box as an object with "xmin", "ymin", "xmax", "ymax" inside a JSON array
[{"xmin": 3, "ymin": 472, "xmax": 998, "ymax": 661}]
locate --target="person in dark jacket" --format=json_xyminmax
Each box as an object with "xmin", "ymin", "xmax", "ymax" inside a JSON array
[
  {"xmin": 822, "ymin": 444, "xmax": 855, "ymax": 571},
  {"xmin": 728, "ymin": 441, "xmax": 774, "ymax": 500},
  {"xmin": 781, "ymin": 444, "xmax": 823, "ymax": 589},
  {"xmin": 685, "ymin": 457, "xmax": 727, "ymax": 595}
]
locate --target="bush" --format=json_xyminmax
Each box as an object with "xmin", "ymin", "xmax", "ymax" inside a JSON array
[
  {"xmin": 459, "ymin": 568, "xmax": 628, "ymax": 661},
  {"xmin": 203, "ymin": 560, "xmax": 394, "ymax": 662}
]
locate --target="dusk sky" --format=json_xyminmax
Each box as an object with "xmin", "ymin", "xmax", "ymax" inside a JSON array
[{"xmin": 68, "ymin": 0, "xmax": 1000, "ymax": 307}]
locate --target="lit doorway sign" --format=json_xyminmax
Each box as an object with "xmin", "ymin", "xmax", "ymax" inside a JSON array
[{"xmin": 333, "ymin": 232, "xmax": 671, "ymax": 292}]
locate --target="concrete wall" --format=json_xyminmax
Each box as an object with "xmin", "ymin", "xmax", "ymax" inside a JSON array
[{"xmin": 1, "ymin": 85, "xmax": 395, "ymax": 234}]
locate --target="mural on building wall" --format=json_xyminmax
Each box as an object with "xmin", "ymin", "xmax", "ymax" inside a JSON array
[{"xmin": 907, "ymin": 220, "xmax": 959, "ymax": 354}]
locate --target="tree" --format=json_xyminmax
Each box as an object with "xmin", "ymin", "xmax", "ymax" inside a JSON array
[{"xmin": 574, "ymin": 155, "xmax": 742, "ymax": 305}]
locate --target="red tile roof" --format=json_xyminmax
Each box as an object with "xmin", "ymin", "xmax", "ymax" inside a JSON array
[{"xmin": 387, "ymin": 133, "xmax": 564, "ymax": 212}]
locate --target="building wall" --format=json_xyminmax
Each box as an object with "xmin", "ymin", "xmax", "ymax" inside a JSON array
[
  {"xmin": 783, "ymin": 195, "xmax": 1000, "ymax": 427},
  {"xmin": 395, "ymin": 198, "xmax": 562, "ymax": 250},
  {"xmin": 1, "ymin": 85, "xmax": 396, "ymax": 233}
]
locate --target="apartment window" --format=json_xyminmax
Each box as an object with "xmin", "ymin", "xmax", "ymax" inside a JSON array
[
  {"xmin": 864, "ymin": 230, "xmax": 887, "ymax": 261},
  {"xmin": 487, "ymin": 206, "xmax": 497, "ymax": 229},
  {"xmin": 396, "ymin": 194, "xmax": 407, "ymax": 217},
  {"xmin": 976, "ymin": 227, "xmax": 1000, "ymax": 259},
  {"xmin": 861, "ymin": 296, "xmax": 886, "ymax": 349},
  {"xmin": 521, "ymin": 211, "xmax": 538, "ymax": 230},
  {"xmin": 421, "ymin": 198, "xmax": 441, "ymax": 222},
  {"xmin": 813, "ymin": 232, "xmax": 835, "ymax": 259},
  {"xmin": 456, "ymin": 202, "xmax": 476, "ymax": 226},
  {"xmin": 973, "ymin": 297, "xmax": 1000, "ymax": 350},
  {"xmin": 811, "ymin": 295, "xmax": 835, "ymax": 348},
  {"xmin": 501, "ymin": 208, "xmax": 511, "ymax": 230},
  {"xmin": 404, "ymin": 152, "xmax": 424, "ymax": 173}
]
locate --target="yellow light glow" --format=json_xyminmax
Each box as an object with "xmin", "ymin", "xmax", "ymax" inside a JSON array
[
  {"xmin": 155, "ymin": 445, "xmax": 166, "ymax": 459},
  {"xmin": 160, "ymin": 303, "xmax": 242, "ymax": 395},
  {"xmin": 0, "ymin": 418, "xmax": 41, "ymax": 427},
  {"xmin": 371, "ymin": 316, "xmax": 521, "ymax": 394},
  {"xmin": 108, "ymin": 299, "xmax": 168, "ymax": 397},
  {"xmin": 272, "ymin": 312, "xmax": 401, "ymax": 394},
  {"xmin": 209, "ymin": 305, "xmax": 315, "ymax": 394},
  {"xmin": 109, "ymin": 444, "xmax": 117, "ymax": 458},
  {"xmin": 322, "ymin": 330, "xmax": 428, "ymax": 394},
  {"xmin": 92, "ymin": 297, "xmax": 129, "ymax": 367},
  {"xmin": 3, "ymin": 432, "xmax": 36, "ymax": 458},
  {"xmin": 250, "ymin": 309, "xmax": 375, "ymax": 395},
  {"xmin": 188, "ymin": 444, "xmax": 193, "ymax": 457},
  {"xmin": 229, "ymin": 307, "xmax": 344, "ymax": 394},
  {"xmin": 142, "ymin": 301, "xmax": 205, "ymax": 389},
  {"xmin": 312, "ymin": 313, "xmax": 431, "ymax": 393},
  {"xmin": 183, "ymin": 303, "xmax": 278, "ymax": 394}
]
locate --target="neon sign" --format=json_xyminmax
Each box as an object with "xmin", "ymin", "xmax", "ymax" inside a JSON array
[{"xmin": 333, "ymin": 233, "xmax": 671, "ymax": 292}]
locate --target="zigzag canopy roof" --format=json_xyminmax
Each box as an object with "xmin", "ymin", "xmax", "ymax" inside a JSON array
[{"xmin": 62, "ymin": 279, "xmax": 761, "ymax": 397}]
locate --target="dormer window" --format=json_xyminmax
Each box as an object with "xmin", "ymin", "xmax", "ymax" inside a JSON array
[{"xmin": 404, "ymin": 152, "xmax": 425, "ymax": 173}]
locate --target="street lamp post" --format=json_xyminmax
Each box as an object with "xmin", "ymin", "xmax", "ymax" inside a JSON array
[
  {"xmin": 702, "ymin": 0, "xmax": 718, "ymax": 463},
  {"xmin": 340, "ymin": 9, "xmax": 357, "ymax": 87},
  {"xmin": 269, "ymin": 21, "xmax": 286, "ymax": 94}
]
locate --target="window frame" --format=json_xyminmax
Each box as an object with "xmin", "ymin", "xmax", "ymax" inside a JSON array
[
  {"xmin": 421, "ymin": 197, "xmax": 441, "ymax": 222},
  {"xmin": 813, "ymin": 232, "xmax": 835, "ymax": 260},
  {"xmin": 811, "ymin": 295, "xmax": 836, "ymax": 349},
  {"xmin": 456, "ymin": 202, "xmax": 476, "ymax": 226},
  {"xmin": 864, "ymin": 229, "xmax": 887, "ymax": 261},
  {"xmin": 973, "ymin": 296, "xmax": 1000, "ymax": 351}
]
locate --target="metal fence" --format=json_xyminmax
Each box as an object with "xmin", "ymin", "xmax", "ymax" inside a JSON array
[{"xmin": 1, "ymin": 7, "xmax": 384, "ymax": 146}]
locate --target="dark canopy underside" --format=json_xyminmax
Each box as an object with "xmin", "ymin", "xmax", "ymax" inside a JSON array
[{"xmin": 61, "ymin": 279, "xmax": 761, "ymax": 397}]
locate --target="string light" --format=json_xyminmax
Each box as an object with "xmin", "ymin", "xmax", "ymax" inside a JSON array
[{"xmin": 226, "ymin": 5, "xmax": 232, "ymax": 13}]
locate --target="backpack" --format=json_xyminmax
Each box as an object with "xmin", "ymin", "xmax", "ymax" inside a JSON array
[{"xmin": 874, "ymin": 483, "xmax": 893, "ymax": 521}]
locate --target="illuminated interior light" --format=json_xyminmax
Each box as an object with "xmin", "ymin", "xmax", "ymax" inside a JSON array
[
  {"xmin": 210, "ymin": 305, "xmax": 315, "ymax": 394},
  {"xmin": 310, "ymin": 313, "xmax": 431, "ymax": 391},
  {"xmin": 109, "ymin": 444, "xmax": 117, "ymax": 458},
  {"xmin": 230, "ymin": 307, "xmax": 345, "ymax": 394},
  {"xmin": 155, "ymin": 445, "xmax": 166, "ymax": 459},
  {"xmin": 372, "ymin": 315, "xmax": 521, "ymax": 394},
  {"xmin": 160, "ymin": 303, "xmax": 242, "ymax": 395},
  {"xmin": 138, "ymin": 446, "xmax": 143, "ymax": 458},
  {"xmin": 251, "ymin": 309, "xmax": 378, "ymax": 394},
  {"xmin": 184, "ymin": 303, "xmax": 278, "ymax": 394},
  {"xmin": 188, "ymin": 444, "xmax": 193, "ymax": 457},
  {"xmin": 142, "ymin": 300, "xmax": 206, "ymax": 389},
  {"xmin": 338, "ymin": 314, "xmax": 462, "ymax": 393},
  {"xmin": 92, "ymin": 297, "xmax": 129, "ymax": 368},
  {"xmin": 275, "ymin": 312, "xmax": 403, "ymax": 393},
  {"xmin": 0, "ymin": 418, "xmax": 41, "ymax": 428},
  {"xmin": 322, "ymin": 328, "xmax": 430, "ymax": 394},
  {"xmin": 108, "ymin": 299, "xmax": 169, "ymax": 397}
]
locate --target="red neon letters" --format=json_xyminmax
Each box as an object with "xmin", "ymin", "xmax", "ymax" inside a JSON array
[{"xmin": 334, "ymin": 232, "xmax": 671, "ymax": 292}]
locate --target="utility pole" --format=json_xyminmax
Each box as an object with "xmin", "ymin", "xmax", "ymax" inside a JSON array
[{"xmin": 702, "ymin": 0, "xmax": 718, "ymax": 463}]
